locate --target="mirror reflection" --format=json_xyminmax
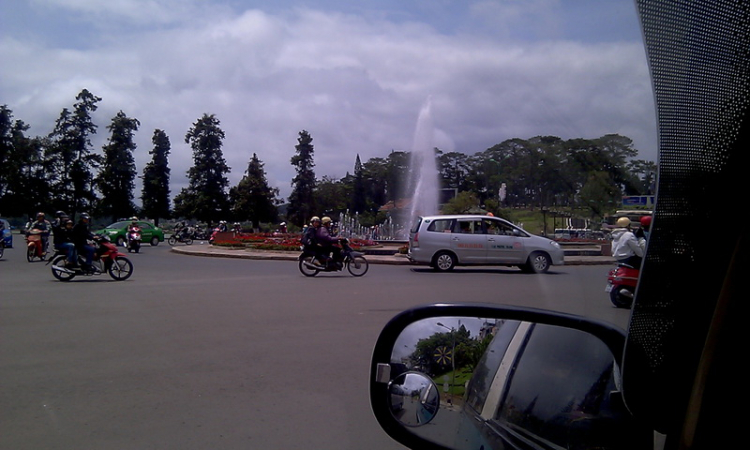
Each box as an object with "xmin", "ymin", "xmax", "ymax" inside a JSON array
[
  {"xmin": 389, "ymin": 317, "xmax": 649, "ymax": 450},
  {"xmin": 388, "ymin": 372, "xmax": 440, "ymax": 427}
]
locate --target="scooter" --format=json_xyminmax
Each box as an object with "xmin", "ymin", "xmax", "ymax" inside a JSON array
[
  {"xmin": 25, "ymin": 228, "xmax": 47, "ymax": 262},
  {"xmin": 127, "ymin": 226, "xmax": 142, "ymax": 253},
  {"xmin": 48, "ymin": 235, "xmax": 133, "ymax": 281},
  {"xmin": 298, "ymin": 239, "xmax": 369, "ymax": 277},
  {"xmin": 605, "ymin": 263, "xmax": 639, "ymax": 308},
  {"xmin": 168, "ymin": 230, "xmax": 193, "ymax": 246}
]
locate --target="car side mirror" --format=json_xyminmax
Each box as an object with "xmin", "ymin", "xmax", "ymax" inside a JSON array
[{"xmin": 370, "ymin": 304, "xmax": 653, "ymax": 450}]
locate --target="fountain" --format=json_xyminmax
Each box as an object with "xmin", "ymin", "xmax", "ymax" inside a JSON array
[{"xmin": 407, "ymin": 97, "xmax": 441, "ymax": 224}]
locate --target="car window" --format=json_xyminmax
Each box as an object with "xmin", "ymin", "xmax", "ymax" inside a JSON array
[
  {"xmin": 410, "ymin": 218, "xmax": 423, "ymax": 234},
  {"xmin": 465, "ymin": 320, "xmax": 521, "ymax": 414},
  {"xmin": 484, "ymin": 219, "xmax": 517, "ymax": 236},
  {"xmin": 139, "ymin": 223, "xmax": 152, "ymax": 230},
  {"xmin": 491, "ymin": 324, "xmax": 620, "ymax": 447},
  {"xmin": 426, "ymin": 219, "xmax": 454, "ymax": 233},
  {"xmin": 455, "ymin": 220, "xmax": 482, "ymax": 234}
]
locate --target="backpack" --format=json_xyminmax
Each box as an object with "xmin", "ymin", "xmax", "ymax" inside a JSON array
[{"xmin": 301, "ymin": 227, "xmax": 317, "ymax": 247}]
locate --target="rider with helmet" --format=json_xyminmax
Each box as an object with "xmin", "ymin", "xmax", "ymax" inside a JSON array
[
  {"xmin": 52, "ymin": 213, "xmax": 77, "ymax": 267},
  {"xmin": 73, "ymin": 213, "xmax": 96, "ymax": 272},
  {"xmin": 28, "ymin": 212, "xmax": 52, "ymax": 254},
  {"xmin": 611, "ymin": 217, "xmax": 645, "ymax": 267},
  {"xmin": 315, "ymin": 216, "xmax": 343, "ymax": 269}
]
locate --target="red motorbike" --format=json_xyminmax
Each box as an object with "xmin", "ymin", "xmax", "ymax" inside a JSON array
[
  {"xmin": 127, "ymin": 226, "xmax": 142, "ymax": 253},
  {"xmin": 605, "ymin": 263, "xmax": 639, "ymax": 308},
  {"xmin": 48, "ymin": 235, "xmax": 133, "ymax": 281},
  {"xmin": 25, "ymin": 228, "xmax": 47, "ymax": 262}
]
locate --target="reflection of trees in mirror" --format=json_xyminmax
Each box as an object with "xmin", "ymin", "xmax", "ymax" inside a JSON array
[{"xmin": 409, "ymin": 324, "xmax": 493, "ymax": 378}]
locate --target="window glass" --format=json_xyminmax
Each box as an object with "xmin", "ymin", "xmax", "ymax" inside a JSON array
[
  {"xmin": 426, "ymin": 219, "xmax": 454, "ymax": 232},
  {"xmin": 410, "ymin": 217, "xmax": 423, "ymax": 234},
  {"xmin": 465, "ymin": 320, "xmax": 521, "ymax": 414},
  {"xmin": 494, "ymin": 324, "xmax": 617, "ymax": 447},
  {"xmin": 455, "ymin": 220, "xmax": 483, "ymax": 234}
]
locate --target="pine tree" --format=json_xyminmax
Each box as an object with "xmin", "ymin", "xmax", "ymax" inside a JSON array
[
  {"xmin": 97, "ymin": 111, "xmax": 139, "ymax": 220},
  {"xmin": 141, "ymin": 129, "xmax": 171, "ymax": 226},
  {"xmin": 0, "ymin": 106, "xmax": 49, "ymax": 216},
  {"xmin": 45, "ymin": 89, "xmax": 102, "ymax": 218},
  {"xmin": 229, "ymin": 153, "xmax": 279, "ymax": 228},
  {"xmin": 173, "ymin": 114, "xmax": 230, "ymax": 223},
  {"xmin": 287, "ymin": 130, "xmax": 316, "ymax": 227}
]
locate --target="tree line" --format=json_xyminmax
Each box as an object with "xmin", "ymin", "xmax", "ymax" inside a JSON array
[{"xmin": 1, "ymin": 89, "xmax": 656, "ymax": 229}]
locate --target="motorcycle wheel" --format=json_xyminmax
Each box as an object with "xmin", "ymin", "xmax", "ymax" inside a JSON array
[
  {"xmin": 298, "ymin": 255, "xmax": 320, "ymax": 277},
  {"xmin": 0, "ymin": 245, "xmax": 4, "ymax": 259},
  {"xmin": 347, "ymin": 256, "xmax": 369, "ymax": 277},
  {"xmin": 609, "ymin": 286, "xmax": 634, "ymax": 308},
  {"xmin": 167, "ymin": 236, "xmax": 177, "ymax": 246},
  {"xmin": 27, "ymin": 245, "xmax": 35, "ymax": 262},
  {"xmin": 51, "ymin": 255, "xmax": 76, "ymax": 281},
  {"xmin": 184, "ymin": 238, "xmax": 193, "ymax": 245},
  {"xmin": 108, "ymin": 256, "xmax": 133, "ymax": 281}
]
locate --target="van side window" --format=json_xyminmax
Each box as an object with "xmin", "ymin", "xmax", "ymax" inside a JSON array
[
  {"xmin": 455, "ymin": 220, "xmax": 483, "ymax": 234},
  {"xmin": 426, "ymin": 219, "xmax": 454, "ymax": 232}
]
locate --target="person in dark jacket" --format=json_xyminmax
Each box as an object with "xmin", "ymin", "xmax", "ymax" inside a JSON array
[
  {"xmin": 315, "ymin": 216, "xmax": 342, "ymax": 268},
  {"xmin": 53, "ymin": 217, "xmax": 77, "ymax": 267},
  {"xmin": 73, "ymin": 213, "xmax": 96, "ymax": 271}
]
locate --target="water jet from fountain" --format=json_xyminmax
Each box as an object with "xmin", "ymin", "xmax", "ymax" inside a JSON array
[{"xmin": 407, "ymin": 98, "xmax": 441, "ymax": 226}]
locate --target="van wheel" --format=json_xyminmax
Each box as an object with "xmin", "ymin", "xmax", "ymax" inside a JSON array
[
  {"xmin": 523, "ymin": 252, "xmax": 551, "ymax": 273},
  {"xmin": 433, "ymin": 252, "xmax": 456, "ymax": 271}
]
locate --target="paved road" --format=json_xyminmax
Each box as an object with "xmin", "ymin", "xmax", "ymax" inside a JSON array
[{"xmin": 0, "ymin": 243, "xmax": 629, "ymax": 449}]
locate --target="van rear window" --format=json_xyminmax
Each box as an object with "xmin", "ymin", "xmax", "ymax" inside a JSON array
[
  {"xmin": 427, "ymin": 219, "xmax": 454, "ymax": 232},
  {"xmin": 410, "ymin": 218, "xmax": 422, "ymax": 234}
]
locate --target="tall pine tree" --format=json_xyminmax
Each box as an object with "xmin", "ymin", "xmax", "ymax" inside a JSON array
[
  {"xmin": 229, "ymin": 153, "xmax": 279, "ymax": 228},
  {"xmin": 45, "ymin": 89, "xmax": 101, "ymax": 218},
  {"xmin": 141, "ymin": 129, "xmax": 171, "ymax": 226},
  {"xmin": 97, "ymin": 110, "xmax": 139, "ymax": 220},
  {"xmin": 287, "ymin": 130, "xmax": 316, "ymax": 227},
  {"xmin": 173, "ymin": 114, "xmax": 230, "ymax": 223}
]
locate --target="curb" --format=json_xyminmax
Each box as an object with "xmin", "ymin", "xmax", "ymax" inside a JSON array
[{"xmin": 169, "ymin": 245, "xmax": 615, "ymax": 266}]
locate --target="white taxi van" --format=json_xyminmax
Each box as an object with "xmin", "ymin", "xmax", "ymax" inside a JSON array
[{"xmin": 408, "ymin": 215, "xmax": 564, "ymax": 273}]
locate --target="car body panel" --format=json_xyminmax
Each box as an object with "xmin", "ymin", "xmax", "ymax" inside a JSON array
[
  {"xmin": 408, "ymin": 215, "xmax": 564, "ymax": 269},
  {"xmin": 99, "ymin": 221, "xmax": 164, "ymax": 246},
  {"xmin": 1, "ymin": 218, "xmax": 13, "ymax": 248}
]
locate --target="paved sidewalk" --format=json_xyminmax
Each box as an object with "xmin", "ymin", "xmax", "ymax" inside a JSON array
[{"xmin": 170, "ymin": 244, "xmax": 615, "ymax": 266}]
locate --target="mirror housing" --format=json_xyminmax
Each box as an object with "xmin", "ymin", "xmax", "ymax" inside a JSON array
[{"xmin": 370, "ymin": 304, "xmax": 650, "ymax": 450}]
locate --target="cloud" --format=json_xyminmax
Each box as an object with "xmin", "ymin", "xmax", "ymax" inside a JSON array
[{"xmin": 1, "ymin": 0, "xmax": 656, "ymax": 202}]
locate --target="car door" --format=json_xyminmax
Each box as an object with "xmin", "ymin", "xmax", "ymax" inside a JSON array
[
  {"xmin": 450, "ymin": 218, "xmax": 487, "ymax": 263},
  {"xmin": 138, "ymin": 222, "xmax": 153, "ymax": 241},
  {"xmin": 484, "ymin": 218, "xmax": 525, "ymax": 264}
]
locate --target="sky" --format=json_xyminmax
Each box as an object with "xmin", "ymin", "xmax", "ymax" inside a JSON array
[{"xmin": 0, "ymin": 0, "xmax": 656, "ymax": 202}]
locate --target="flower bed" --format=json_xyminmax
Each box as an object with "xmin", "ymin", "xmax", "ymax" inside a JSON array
[{"xmin": 212, "ymin": 232, "xmax": 377, "ymax": 251}]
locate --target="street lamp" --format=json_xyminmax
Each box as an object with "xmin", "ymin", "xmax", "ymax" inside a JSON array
[{"xmin": 436, "ymin": 321, "xmax": 457, "ymax": 406}]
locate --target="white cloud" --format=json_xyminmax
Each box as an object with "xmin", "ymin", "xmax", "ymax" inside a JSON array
[{"xmin": 1, "ymin": 0, "xmax": 656, "ymax": 202}]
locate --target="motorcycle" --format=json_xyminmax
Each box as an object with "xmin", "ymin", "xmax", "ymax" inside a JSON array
[
  {"xmin": 605, "ymin": 263, "xmax": 639, "ymax": 308},
  {"xmin": 48, "ymin": 235, "xmax": 133, "ymax": 281},
  {"xmin": 25, "ymin": 228, "xmax": 47, "ymax": 262},
  {"xmin": 298, "ymin": 238, "xmax": 369, "ymax": 277},
  {"xmin": 127, "ymin": 226, "xmax": 142, "ymax": 253},
  {"xmin": 167, "ymin": 230, "xmax": 193, "ymax": 246}
]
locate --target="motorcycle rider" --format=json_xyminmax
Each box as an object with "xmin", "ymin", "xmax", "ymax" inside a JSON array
[
  {"xmin": 301, "ymin": 216, "xmax": 323, "ymax": 266},
  {"xmin": 28, "ymin": 212, "xmax": 52, "ymax": 254},
  {"xmin": 53, "ymin": 218, "xmax": 78, "ymax": 267},
  {"xmin": 127, "ymin": 216, "xmax": 141, "ymax": 247},
  {"xmin": 73, "ymin": 213, "xmax": 96, "ymax": 272},
  {"xmin": 611, "ymin": 217, "xmax": 645, "ymax": 267},
  {"xmin": 315, "ymin": 216, "xmax": 343, "ymax": 269}
]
